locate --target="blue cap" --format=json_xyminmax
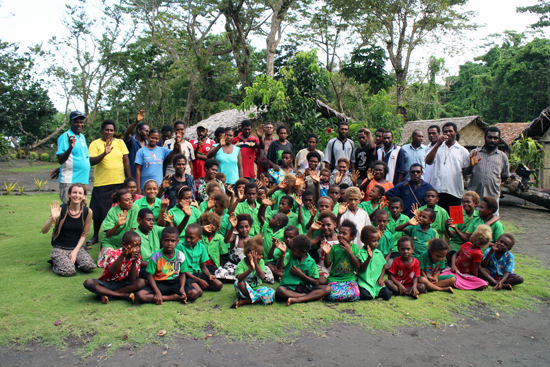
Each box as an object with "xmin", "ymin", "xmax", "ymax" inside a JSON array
[{"xmin": 69, "ymin": 111, "xmax": 86, "ymax": 120}]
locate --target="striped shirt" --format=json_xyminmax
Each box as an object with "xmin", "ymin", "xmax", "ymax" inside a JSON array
[{"xmin": 466, "ymin": 146, "xmax": 510, "ymax": 203}]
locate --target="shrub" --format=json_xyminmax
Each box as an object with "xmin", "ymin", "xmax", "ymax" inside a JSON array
[
  {"xmin": 40, "ymin": 153, "xmax": 49, "ymax": 161},
  {"xmin": 29, "ymin": 152, "xmax": 38, "ymax": 160},
  {"xmin": 19, "ymin": 150, "xmax": 26, "ymax": 158},
  {"xmin": 10, "ymin": 154, "xmax": 16, "ymax": 160}
]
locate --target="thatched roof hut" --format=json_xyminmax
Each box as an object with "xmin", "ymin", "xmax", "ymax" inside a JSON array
[
  {"xmin": 184, "ymin": 107, "xmax": 259, "ymax": 140},
  {"xmin": 517, "ymin": 105, "xmax": 550, "ymax": 189},
  {"xmin": 492, "ymin": 123, "xmax": 530, "ymax": 146}
]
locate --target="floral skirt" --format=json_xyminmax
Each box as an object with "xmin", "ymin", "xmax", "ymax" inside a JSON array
[
  {"xmin": 327, "ymin": 281, "xmax": 360, "ymax": 302},
  {"xmin": 234, "ymin": 280, "xmax": 274, "ymax": 305}
]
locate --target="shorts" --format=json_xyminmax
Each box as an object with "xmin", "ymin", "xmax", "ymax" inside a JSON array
[
  {"xmin": 90, "ymin": 184, "xmax": 123, "ymax": 220},
  {"xmin": 275, "ymin": 284, "xmax": 320, "ymax": 302},
  {"xmin": 96, "ymin": 279, "xmax": 134, "ymax": 291},
  {"xmin": 490, "ymin": 271, "xmax": 517, "ymax": 281},
  {"xmin": 438, "ymin": 274, "xmax": 456, "ymax": 280},
  {"xmin": 390, "ymin": 251, "xmax": 400, "ymax": 259},
  {"xmin": 141, "ymin": 278, "xmax": 196, "ymax": 295},
  {"xmin": 358, "ymin": 285, "xmax": 392, "ymax": 301}
]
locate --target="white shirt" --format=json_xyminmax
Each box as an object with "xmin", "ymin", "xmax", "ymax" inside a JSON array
[
  {"xmin": 163, "ymin": 138, "xmax": 195, "ymax": 176},
  {"xmin": 340, "ymin": 207, "xmax": 371, "ymax": 249},
  {"xmin": 423, "ymin": 143, "xmax": 436, "ymax": 184},
  {"xmin": 430, "ymin": 141, "xmax": 469, "ymax": 199}
]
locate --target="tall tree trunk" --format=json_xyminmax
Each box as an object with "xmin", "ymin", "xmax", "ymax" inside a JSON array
[
  {"xmin": 182, "ymin": 74, "xmax": 198, "ymax": 127},
  {"xmin": 266, "ymin": 0, "xmax": 296, "ymax": 77},
  {"xmin": 395, "ymin": 70, "xmax": 407, "ymax": 117}
]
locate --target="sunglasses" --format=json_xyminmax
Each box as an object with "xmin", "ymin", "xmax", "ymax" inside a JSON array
[{"xmin": 410, "ymin": 170, "xmax": 422, "ymax": 174}]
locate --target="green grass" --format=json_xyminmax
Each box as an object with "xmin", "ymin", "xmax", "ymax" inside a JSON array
[
  {"xmin": 501, "ymin": 221, "xmax": 520, "ymax": 233},
  {"xmin": 1, "ymin": 194, "xmax": 549, "ymax": 357},
  {"xmin": 3, "ymin": 163, "xmax": 58, "ymax": 173}
]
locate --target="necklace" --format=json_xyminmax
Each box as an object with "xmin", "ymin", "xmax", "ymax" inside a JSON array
[{"xmin": 68, "ymin": 205, "xmax": 82, "ymax": 217}]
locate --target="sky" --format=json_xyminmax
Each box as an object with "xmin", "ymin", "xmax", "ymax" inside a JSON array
[{"xmin": 0, "ymin": 0, "xmax": 547, "ymax": 111}]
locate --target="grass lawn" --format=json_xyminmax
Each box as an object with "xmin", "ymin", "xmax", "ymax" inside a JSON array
[
  {"xmin": 2, "ymin": 163, "xmax": 59, "ymax": 174},
  {"xmin": 1, "ymin": 194, "xmax": 549, "ymax": 357}
]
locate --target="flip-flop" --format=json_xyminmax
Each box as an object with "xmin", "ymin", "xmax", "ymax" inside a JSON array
[{"xmin": 85, "ymin": 239, "xmax": 94, "ymax": 250}]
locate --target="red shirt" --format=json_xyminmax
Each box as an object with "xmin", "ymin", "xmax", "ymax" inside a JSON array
[
  {"xmin": 456, "ymin": 242, "xmax": 483, "ymax": 275},
  {"xmin": 190, "ymin": 138, "xmax": 215, "ymax": 180},
  {"xmin": 232, "ymin": 133, "xmax": 260, "ymax": 178},
  {"xmin": 98, "ymin": 248, "xmax": 141, "ymax": 282},
  {"xmin": 388, "ymin": 256, "xmax": 420, "ymax": 288}
]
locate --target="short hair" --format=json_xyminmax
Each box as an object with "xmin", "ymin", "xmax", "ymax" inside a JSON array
[
  {"xmin": 482, "ymin": 196, "xmax": 498, "ymax": 213},
  {"xmin": 284, "ymin": 225, "xmax": 299, "ymax": 236},
  {"xmin": 422, "ymin": 207, "xmax": 436, "ymax": 221},
  {"xmin": 464, "ymin": 190, "xmax": 481, "ymax": 206},
  {"xmin": 373, "ymin": 209, "xmax": 389, "ymax": 220},
  {"xmin": 284, "ymin": 172, "xmax": 296, "ymax": 183},
  {"xmin": 123, "ymin": 176, "xmax": 138, "ymax": 188},
  {"xmin": 337, "ymin": 157, "xmax": 350, "ymax": 167},
  {"xmin": 410, "ymin": 163, "xmax": 423, "ymax": 171},
  {"xmin": 241, "ymin": 119, "xmax": 253, "ymax": 128},
  {"xmin": 224, "ymin": 127, "xmax": 234, "ymax": 133},
  {"xmin": 318, "ymin": 210, "xmax": 337, "ymax": 223},
  {"xmin": 411, "ymin": 129, "xmax": 423, "ymax": 138},
  {"xmin": 426, "ymin": 188, "xmax": 439, "ymax": 197},
  {"xmin": 360, "ymin": 225, "xmax": 379, "ymax": 244},
  {"xmin": 499, "ymin": 233, "xmax": 516, "ymax": 249},
  {"xmin": 272, "ymin": 212, "xmax": 289, "ymax": 227},
  {"xmin": 339, "ymin": 183, "xmax": 350, "ymax": 191},
  {"xmin": 205, "ymin": 181, "xmax": 222, "ymax": 196},
  {"xmin": 317, "ymin": 196, "xmax": 334, "ymax": 209},
  {"xmin": 329, "ymin": 184, "xmax": 341, "ymax": 192},
  {"xmin": 276, "ymin": 124, "xmax": 289, "ymax": 134},
  {"xmin": 161, "ymin": 124, "xmax": 173, "ymax": 133},
  {"xmin": 215, "ymin": 172, "xmax": 226, "ymax": 181},
  {"xmin": 243, "ymin": 234, "xmax": 264, "ymax": 256},
  {"xmin": 338, "ymin": 122, "xmax": 349, "ymax": 128},
  {"xmin": 428, "ymin": 238, "xmax": 449, "ymax": 252},
  {"xmin": 292, "ymin": 235, "xmax": 311, "ymax": 252},
  {"xmin": 172, "ymin": 153, "xmax": 187, "ymax": 166},
  {"xmin": 428, "ymin": 125, "xmax": 441, "ymax": 134},
  {"xmin": 372, "ymin": 184, "xmax": 385, "ymax": 197},
  {"xmin": 199, "ymin": 211, "xmax": 221, "ymax": 229},
  {"xmin": 307, "ymin": 133, "xmax": 319, "ymax": 143},
  {"xmin": 442, "ymin": 122, "xmax": 458, "ymax": 132},
  {"xmin": 214, "ymin": 127, "xmax": 225, "ymax": 139},
  {"xmin": 281, "ymin": 150, "xmax": 293, "ymax": 158},
  {"xmin": 176, "ymin": 185, "xmax": 192, "ymax": 199},
  {"xmin": 383, "ymin": 130, "xmax": 393, "ymax": 138},
  {"xmin": 205, "ymin": 159, "xmax": 219, "ymax": 170},
  {"xmin": 101, "ymin": 119, "xmax": 116, "ymax": 131},
  {"xmin": 340, "ymin": 219, "xmax": 358, "ymax": 238},
  {"xmin": 303, "ymin": 190, "xmax": 315, "ymax": 198},
  {"xmin": 345, "ymin": 186, "xmax": 361, "ymax": 199},
  {"xmin": 375, "ymin": 127, "xmax": 386, "ymax": 135},
  {"xmin": 212, "ymin": 192, "xmax": 230, "ymax": 209},
  {"xmin": 280, "ymin": 195, "xmax": 295, "ymax": 207},
  {"xmin": 244, "ymin": 182, "xmax": 258, "ymax": 193},
  {"xmin": 389, "ymin": 196, "xmax": 404, "ymax": 207},
  {"xmin": 471, "ymin": 224, "xmax": 492, "ymax": 248},
  {"xmin": 485, "ymin": 126, "xmax": 501, "ymax": 138},
  {"xmin": 122, "ymin": 230, "xmax": 141, "ymax": 244},
  {"xmin": 136, "ymin": 122, "xmax": 148, "ymax": 132},
  {"xmin": 398, "ymin": 236, "xmax": 414, "ymax": 249},
  {"xmin": 161, "ymin": 226, "xmax": 180, "ymax": 238},
  {"xmin": 149, "ymin": 128, "xmax": 159, "ymax": 135},
  {"xmin": 372, "ymin": 160, "xmax": 389, "ymax": 175},
  {"xmin": 173, "ymin": 120, "xmax": 185, "ymax": 129},
  {"xmin": 138, "ymin": 208, "xmax": 154, "ymax": 219},
  {"xmin": 237, "ymin": 213, "xmax": 254, "ymax": 227},
  {"xmin": 112, "ymin": 188, "xmax": 130, "ymax": 204},
  {"xmin": 320, "ymin": 168, "xmax": 331, "ymax": 176},
  {"xmin": 186, "ymin": 223, "xmax": 203, "ymax": 236},
  {"xmin": 307, "ymin": 151, "xmax": 321, "ymax": 162},
  {"xmin": 235, "ymin": 178, "xmax": 249, "ymax": 188}
]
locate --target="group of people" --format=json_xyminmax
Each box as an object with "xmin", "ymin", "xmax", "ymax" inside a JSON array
[{"xmin": 41, "ymin": 110, "xmax": 523, "ymax": 307}]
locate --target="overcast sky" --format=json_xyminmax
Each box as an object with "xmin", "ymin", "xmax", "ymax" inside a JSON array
[{"xmin": 0, "ymin": 0, "xmax": 547, "ymax": 111}]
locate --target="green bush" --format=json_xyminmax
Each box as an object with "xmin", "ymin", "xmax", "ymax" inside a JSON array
[
  {"xmin": 10, "ymin": 154, "xmax": 16, "ymax": 160},
  {"xmin": 29, "ymin": 152, "xmax": 38, "ymax": 160},
  {"xmin": 40, "ymin": 153, "xmax": 49, "ymax": 161}
]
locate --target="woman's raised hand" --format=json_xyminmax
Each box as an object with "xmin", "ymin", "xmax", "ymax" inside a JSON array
[
  {"xmin": 256, "ymin": 125, "xmax": 265, "ymax": 138},
  {"xmin": 351, "ymin": 170, "xmax": 360, "ymax": 185},
  {"xmin": 50, "ymin": 200, "xmax": 62, "ymax": 220},
  {"xmin": 309, "ymin": 171, "xmax": 320, "ymax": 183},
  {"xmin": 104, "ymin": 139, "xmax": 112, "ymax": 155},
  {"xmin": 117, "ymin": 210, "xmax": 129, "ymax": 226},
  {"xmin": 334, "ymin": 171, "xmax": 344, "ymax": 185},
  {"xmin": 161, "ymin": 175, "xmax": 172, "ymax": 189},
  {"xmin": 228, "ymin": 212, "xmax": 238, "ymax": 228},
  {"xmin": 367, "ymin": 168, "xmax": 374, "ymax": 181},
  {"xmin": 219, "ymin": 133, "xmax": 226, "ymax": 146}
]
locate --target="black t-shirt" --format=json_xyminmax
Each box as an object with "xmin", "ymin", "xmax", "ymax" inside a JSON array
[
  {"xmin": 52, "ymin": 213, "xmax": 83, "ymax": 250},
  {"xmin": 267, "ymin": 140, "xmax": 295, "ymax": 167},
  {"xmin": 355, "ymin": 144, "xmax": 376, "ymax": 181}
]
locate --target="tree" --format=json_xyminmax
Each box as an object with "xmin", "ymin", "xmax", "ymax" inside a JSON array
[
  {"xmin": 518, "ymin": 1, "xmax": 550, "ymax": 28},
  {"xmin": 330, "ymin": 0, "xmax": 476, "ymax": 116}
]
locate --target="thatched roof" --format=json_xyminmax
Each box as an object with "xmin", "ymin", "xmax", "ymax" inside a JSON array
[
  {"xmin": 184, "ymin": 107, "xmax": 259, "ymax": 140},
  {"xmin": 520, "ymin": 105, "xmax": 550, "ymax": 140},
  {"xmin": 400, "ymin": 116, "xmax": 488, "ymax": 145},
  {"xmin": 492, "ymin": 123, "xmax": 530, "ymax": 145}
]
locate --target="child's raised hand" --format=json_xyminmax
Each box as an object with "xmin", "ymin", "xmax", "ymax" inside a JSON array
[
  {"xmin": 278, "ymin": 180, "xmax": 289, "ymax": 190},
  {"xmin": 320, "ymin": 240, "xmax": 332, "ymax": 255},
  {"xmin": 257, "ymin": 180, "xmax": 264, "ymax": 189},
  {"xmin": 350, "ymin": 170, "xmax": 360, "ymax": 185},
  {"xmin": 117, "ymin": 210, "xmax": 129, "ymax": 226},
  {"xmin": 163, "ymin": 212, "xmax": 174, "ymax": 224},
  {"xmin": 274, "ymin": 238, "xmax": 287, "ymax": 253},
  {"xmin": 311, "ymin": 220, "xmax": 322, "ymax": 231},
  {"xmin": 408, "ymin": 216, "xmax": 419, "ymax": 226},
  {"xmin": 308, "ymin": 204, "xmax": 317, "ymax": 217},
  {"xmin": 379, "ymin": 197, "xmax": 388, "ymax": 210},
  {"xmin": 180, "ymin": 202, "xmax": 192, "ymax": 216},
  {"xmin": 202, "ymin": 224, "xmax": 216, "ymax": 233},
  {"xmin": 206, "ymin": 197, "xmax": 215, "ymax": 210},
  {"xmin": 247, "ymin": 251, "xmax": 256, "ymax": 269},
  {"xmin": 294, "ymin": 195, "xmax": 302, "ymax": 206},
  {"xmin": 228, "ymin": 212, "xmax": 238, "ymax": 228},
  {"xmin": 226, "ymin": 184, "xmax": 234, "ymax": 197},
  {"xmin": 261, "ymin": 196, "xmax": 275, "ymax": 206},
  {"xmin": 367, "ymin": 246, "xmax": 373, "ymax": 258},
  {"xmin": 445, "ymin": 218, "xmax": 455, "ymax": 229},
  {"xmin": 376, "ymin": 225, "xmax": 384, "ymax": 240},
  {"xmin": 338, "ymin": 202, "xmax": 349, "ymax": 215},
  {"xmin": 161, "ymin": 198, "xmax": 170, "ymax": 209},
  {"xmin": 191, "ymin": 200, "xmax": 200, "ymax": 209},
  {"xmin": 290, "ymin": 265, "xmax": 304, "ymax": 277},
  {"xmin": 161, "ymin": 174, "xmax": 172, "ymax": 189},
  {"xmin": 411, "ymin": 203, "xmax": 420, "ymax": 218},
  {"xmin": 237, "ymin": 188, "xmax": 245, "ymax": 201},
  {"xmin": 50, "ymin": 200, "xmax": 62, "ymax": 220}
]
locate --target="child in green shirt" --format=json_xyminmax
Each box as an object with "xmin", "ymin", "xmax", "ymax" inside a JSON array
[
  {"xmin": 300, "ymin": 190, "xmax": 317, "ymax": 234},
  {"xmin": 322, "ymin": 219, "xmax": 361, "ymax": 302},
  {"xmin": 356, "ymin": 226, "xmax": 392, "ymax": 301},
  {"xmin": 234, "ymin": 183, "xmax": 262, "ymax": 236},
  {"xmin": 231, "ymin": 235, "xmax": 275, "ymax": 308},
  {"xmin": 371, "ymin": 209, "xmax": 394, "ymax": 260},
  {"xmin": 135, "ymin": 208, "xmax": 163, "ymax": 269},
  {"xmin": 198, "ymin": 182, "xmax": 222, "ymax": 213},
  {"xmin": 259, "ymin": 210, "xmax": 289, "ymax": 269},
  {"xmin": 268, "ymin": 225, "xmax": 299, "ymax": 281},
  {"xmin": 197, "ymin": 212, "xmax": 228, "ymax": 270},
  {"xmin": 385, "ymin": 197, "xmax": 410, "ymax": 257},
  {"xmin": 134, "ymin": 179, "xmax": 162, "ymax": 222},
  {"xmin": 275, "ymin": 235, "xmax": 331, "ymax": 306},
  {"xmin": 419, "ymin": 188, "xmax": 449, "ymax": 239},
  {"xmin": 328, "ymin": 185, "xmax": 341, "ymax": 216},
  {"xmin": 478, "ymin": 196, "xmax": 504, "ymax": 243},
  {"xmin": 159, "ymin": 186, "xmax": 200, "ymax": 241},
  {"xmin": 359, "ymin": 184, "xmax": 385, "ymax": 218},
  {"xmin": 418, "ymin": 238, "xmax": 456, "ymax": 293},
  {"xmin": 396, "ymin": 208, "xmax": 437, "ymax": 259}
]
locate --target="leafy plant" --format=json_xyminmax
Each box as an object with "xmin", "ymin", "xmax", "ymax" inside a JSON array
[
  {"xmin": 4, "ymin": 181, "xmax": 18, "ymax": 195},
  {"xmin": 40, "ymin": 153, "xmax": 49, "ymax": 161},
  {"xmin": 29, "ymin": 152, "xmax": 38, "ymax": 160},
  {"xmin": 0, "ymin": 134, "xmax": 9, "ymax": 157},
  {"xmin": 510, "ymin": 134, "xmax": 545, "ymax": 184},
  {"xmin": 33, "ymin": 177, "xmax": 48, "ymax": 191},
  {"xmin": 10, "ymin": 154, "xmax": 16, "ymax": 160},
  {"xmin": 17, "ymin": 184, "xmax": 25, "ymax": 194},
  {"xmin": 26, "ymin": 155, "xmax": 35, "ymax": 166}
]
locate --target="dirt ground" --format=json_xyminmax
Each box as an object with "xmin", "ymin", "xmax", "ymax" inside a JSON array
[{"xmin": 1, "ymin": 160, "xmax": 550, "ymax": 366}]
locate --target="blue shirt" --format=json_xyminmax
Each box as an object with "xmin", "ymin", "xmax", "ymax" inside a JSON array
[
  {"xmin": 135, "ymin": 146, "xmax": 172, "ymax": 189},
  {"xmin": 483, "ymin": 249, "xmax": 515, "ymax": 278},
  {"xmin": 386, "ymin": 180, "xmax": 433, "ymax": 218},
  {"xmin": 125, "ymin": 135, "xmax": 144, "ymax": 178},
  {"xmin": 401, "ymin": 143, "xmax": 427, "ymax": 181},
  {"xmin": 56, "ymin": 129, "xmax": 91, "ymax": 184},
  {"xmin": 213, "ymin": 143, "xmax": 241, "ymax": 185}
]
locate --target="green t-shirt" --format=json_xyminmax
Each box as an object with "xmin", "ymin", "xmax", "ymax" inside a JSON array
[
  {"xmin": 199, "ymin": 201, "xmax": 229, "ymax": 215},
  {"xmin": 327, "ymin": 242, "xmax": 360, "ymax": 283},
  {"xmin": 235, "ymin": 200, "xmax": 261, "ymax": 236},
  {"xmin": 465, "ymin": 217, "xmax": 504, "ymax": 244},
  {"xmin": 175, "ymin": 241, "xmax": 209, "ymax": 274},
  {"xmin": 358, "ymin": 201, "xmax": 379, "ymax": 215},
  {"xmin": 404, "ymin": 224, "xmax": 437, "ymax": 259},
  {"xmin": 272, "ymin": 190, "xmax": 300, "ymax": 214},
  {"xmin": 418, "ymin": 250, "xmax": 445, "ymax": 276},
  {"xmin": 146, "ymin": 249, "xmax": 188, "ymax": 281},
  {"xmin": 449, "ymin": 210, "xmax": 482, "ymax": 252},
  {"xmin": 235, "ymin": 258, "xmax": 266, "ymax": 290},
  {"xmin": 136, "ymin": 225, "xmax": 163, "ymax": 263},
  {"xmin": 168, "ymin": 205, "xmax": 201, "ymax": 240},
  {"xmin": 134, "ymin": 197, "xmax": 162, "ymax": 222},
  {"xmin": 101, "ymin": 205, "xmax": 139, "ymax": 249},
  {"xmin": 332, "ymin": 202, "xmax": 340, "ymax": 216},
  {"xmin": 378, "ymin": 230, "xmax": 395, "ymax": 257},
  {"xmin": 261, "ymin": 221, "xmax": 286, "ymax": 262},
  {"xmin": 202, "ymin": 233, "xmax": 228, "ymax": 268},
  {"xmin": 356, "ymin": 248, "xmax": 386, "ymax": 297},
  {"xmin": 419, "ymin": 204, "xmax": 449, "ymax": 239},
  {"xmin": 279, "ymin": 252, "xmax": 319, "ymax": 290},
  {"xmin": 266, "ymin": 208, "xmax": 300, "ymax": 232},
  {"xmin": 386, "ymin": 213, "xmax": 410, "ymax": 252},
  {"xmin": 301, "ymin": 206, "xmax": 313, "ymax": 234},
  {"xmin": 218, "ymin": 213, "xmax": 232, "ymax": 238}
]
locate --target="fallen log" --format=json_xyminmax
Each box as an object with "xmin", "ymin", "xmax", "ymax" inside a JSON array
[{"xmin": 500, "ymin": 173, "xmax": 550, "ymax": 210}]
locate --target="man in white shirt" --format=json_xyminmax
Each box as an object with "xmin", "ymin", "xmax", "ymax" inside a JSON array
[
  {"xmin": 425, "ymin": 122, "xmax": 469, "ymax": 212},
  {"xmin": 163, "ymin": 120, "xmax": 194, "ymax": 176},
  {"xmin": 423, "ymin": 125, "xmax": 440, "ymax": 184},
  {"xmin": 324, "ymin": 122, "xmax": 356, "ymax": 174}
]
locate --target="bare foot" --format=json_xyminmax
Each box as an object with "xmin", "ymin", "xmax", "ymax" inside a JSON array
[
  {"xmin": 128, "ymin": 293, "xmax": 135, "ymax": 303},
  {"xmin": 230, "ymin": 299, "xmax": 240, "ymax": 309},
  {"xmin": 180, "ymin": 295, "xmax": 187, "ymax": 304},
  {"xmin": 101, "ymin": 295, "xmax": 109, "ymax": 304},
  {"xmin": 502, "ymin": 284, "xmax": 513, "ymax": 291},
  {"xmin": 446, "ymin": 287, "xmax": 454, "ymax": 294},
  {"xmin": 287, "ymin": 297, "xmax": 297, "ymax": 306}
]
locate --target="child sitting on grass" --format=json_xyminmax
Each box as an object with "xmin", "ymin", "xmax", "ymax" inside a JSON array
[
  {"xmin": 385, "ymin": 236, "xmax": 426, "ymax": 299},
  {"xmin": 440, "ymin": 224, "xmax": 492, "ymax": 291},
  {"xmin": 479, "ymin": 234, "xmax": 524, "ymax": 290},
  {"xmin": 260, "ymin": 209, "xmax": 289, "ymax": 274},
  {"xmin": 84, "ymin": 231, "xmax": 145, "ymax": 304},
  {"xmin": 231, "ymin": 235, "xmax": 275, "ymax": 308},
  {"xmin": 395, "ymin": 208, "xmax": 437, "ymax": 259},
  {"xmin": 322, "ymin": 219, "xmax": 361, "ymax": 302},
  {"xmin": 338, "ymin": 187, "xmax": 371, "ymax": 248},
  {"xmin": 136, "ymin": 227, "xmax": 202, "ymax": 304},
  {"xmin": 134, "ymin": 179, "xmax": 163, "ymax": 222},
  {"xmin": 177, "ymin": 223, "xmax": 224, "ymax": 292},
  {"xmin": 198, "ymin": 211, "xmax": 228, "ymax": 271},
  {"xmin": 275, "ymin": 235, "xmax": 331, "ymax": 306},
  {"xmin": 135, "ymin": 208, "xmax": 163, "ymax": 276},
  {"xmin": 319, "ymin": 168, "xmax": 331, "ymax": 197},
  {"xmin": 385, "ymin": 197, "xmax": 410, "ymax": 259},
  {"xmin": 308, "ymin": 211, "xmax": 339, "ymax": 284},
  {"xmin": 418, "ymin": 238, "xmax": 456, "ymax": 293},
  {"xmin": 418, "ymin": 188, "xmax": 449, "ymax": 239},
  {"xmin": 268, "ymin": 226, "xmax": 299, "ymax": 281},
  {"xmin": 356, "ymin": 226, "xmax": 392, "ymax": 301}
]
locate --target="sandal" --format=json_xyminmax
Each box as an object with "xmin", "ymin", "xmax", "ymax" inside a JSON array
[{"xmin": 85, "ymin": 239, "xmax": 95, "ymax": 250}]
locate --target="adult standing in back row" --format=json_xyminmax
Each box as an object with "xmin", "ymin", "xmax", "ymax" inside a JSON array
[
  {"xmin": 425, "ymin": 122, "xmax": 469, "ymax": 212},
  {"xmin": 232, "ymin": 120, "xmax": 265, "ymax": 182},
  {"xmin": 266, "ymin": 124, "xmax": 295, "ymax": 171},
  {"xmin": 123, "ymin": 110, "xmax": 148, "ymax": 178},
  {"xmin": 324, "ymin": 122, "xmax": 355, "ymax": 174},
  {"xmin": 377, "ymin": 130, "xmax": 405, "ymax": 185}
]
